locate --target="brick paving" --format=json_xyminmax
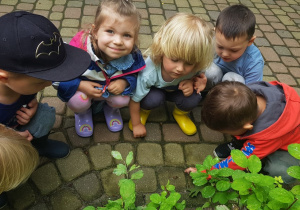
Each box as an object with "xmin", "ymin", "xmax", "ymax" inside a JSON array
[{"xmin": 0, "ymin": 0, "xmax": 299, "ymax": 209}]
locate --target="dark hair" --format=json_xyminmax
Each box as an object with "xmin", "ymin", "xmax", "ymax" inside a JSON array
[
  {"xmin": 216, "ymin": 4, "xmax": 256, "ymax": 40},
  {"xmin": 201, "ymin": 81, "xmax": 258, "ymax": 131}
]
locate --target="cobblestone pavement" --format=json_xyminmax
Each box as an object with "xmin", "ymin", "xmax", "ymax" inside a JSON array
[{"xmin": 1, "ymin": 0, "xmax": 300, "ymax": 209}]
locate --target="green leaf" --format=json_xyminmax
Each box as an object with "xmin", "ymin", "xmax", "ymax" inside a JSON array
[
  {"xmin": 216, "ymin": 180, "xmax": 231, "ymax": 191},
  {"xmin": 193, "ymin": 176, "xmax": 208, "ymax": 186},
  {"xmin": 166, "ymin": 192, "xmax": 181, "ymax": 206},
  {"xmin": 226, "ymin": 191, "xmax": 239, "ymax": 200},
  {"xmin": 291, "ymin": 185, "xmax": 300, "ymax": 195},
  {"xmin": 244, "ymin": 173, "xmax": 263, "ymax": 184},
  {"xmin": 166, "ymin": 184, "xmax": 175, "ymax": 192},
  {"xmin": 231, "ymin": 178, "xmax": 251, "ymax": 192},
  {"xmin": 288, "ymin": 144, "xmax": 300, "ymax": 160},
  {"xmin": 189, "ymin": 186, "xmax": 202, "ymax": 197},
  {"xmin": 253, "ymin": 187, "xmax": 265, "ymax": 203},
  {"xmin": 149, "ymin": 193, "xmax": 161, "ymax": 204},
  {"xmin": 247, "ymin": 194, "xmax": 262, "ymax": 210},
  {"xmin": 113, "ymin": 164, "xmax": 127, "ymax": 176},
  {"xmin": 83, "ymin": 207, "xmax": 96, "ymax": 210},
  {"xmin": 269, "ymin": 188, "xmax": 295, "ymax": 204},
  {"xmin": 212, "ymin": 192, "xmax": 228, "ymax": 204},
  {"xmin": 145, "ymin": 204, "xmax": 158, "ymax": 210},
  {"xmin": 287, "ymin": 166, "xmax": 300, "ymax": 179},
  {"xmin": 129, "ymin": 164, "xmax": 138, "ymax": 172},
  {"xmin": 126, "ymin": 151, "xmax": 133, "ymax": 166},
  {"xmin": 232, "ymin": 169, "xmax": 246, "ymax": 180},
  {"xmin": 289, "ymin": 199, "xmax": 300, "ymax": 210},
  {"xmin": 195, "ymin": 164, "xmax": 207, "ymax": 172},
  {"xmin": 131, "ymin": 170, "xmax": 143, "ymax": 180},
  {"xmin": 208, "ymin": 169, "xmax": 220, "ymax": 177},
  {"xmin": 203, "ymin": 155, "xmax": 215, "ymax": 170},
  {"xmin": 231, "ymin": 149, "xmax": 248, "ymax": 168},
  {"xmin": 175, "ymin": 200, "xmax": 186, "ymax": 210},
  {"xmin": 267, "ymin": 200, "xmax": 289, "ymax": 210},
  {"xmin": 119, "ymin": 179, "xmax": 136, "ymax": 209},
  {"xmin": 111, "ymin": 151, "xmax": 122, "ymax": 160},
  {"xmin": 202, "ymin": 202, "xmax": 210, "ymax": 208},
  {"xmin": 201, "ymin": 186, "xmax": 216, "ymax": 198},
  {"xmin": 217, "ymin": 168, "xmax": 234, "ymax": 177},
  {"xmin": 258, "ymin": 175, "xmax": 275, "ymax": 186},
  {"xmin": 248, "ymin": 155, "xmax": 262, "ymax": 173}
]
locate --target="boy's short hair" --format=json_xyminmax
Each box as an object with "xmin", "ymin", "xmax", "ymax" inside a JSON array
[
  {"xmin": 148, "ymin": 13, "xmax": 214, "ymax": 71},
  {"xmin": 201, "ymin": 81, "xmax": 258, "ymax": 131},
  {"xmin": 0, "ymin": 11, "xmax": 90, "ymax": 82},
  {"xmin": 216, "ymin": 4, "xmax": 256, "ymax": 41},
  {"xmin": 0, "ymin": 124, "xmax": 39, "ymax": 193}
]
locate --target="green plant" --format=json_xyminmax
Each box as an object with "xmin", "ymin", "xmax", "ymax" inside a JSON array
[
  {"xmin": 84, "ymin": 151, "xmax": 185, "ymax": 210},
  {"xmin": 188, "ymin": 143, "xmax": 300, "ymax": 210}
]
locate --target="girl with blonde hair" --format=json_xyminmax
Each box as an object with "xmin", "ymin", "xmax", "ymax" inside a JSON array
[
  {"xmin": 129, "ymin": 13, "xmax": 214, "ymax": 137},
  {"xmin": 56, "ymin": 0, "xmax": 145, "ymax": 136},
  {"xmin": 0, "ymin": 124, "xmax": 39, "ymax": 207}
]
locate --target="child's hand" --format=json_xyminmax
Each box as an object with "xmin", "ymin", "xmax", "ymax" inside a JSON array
[
  {"xmin": 16, "ymin": 98, "xmax": 38, "ymax": 125},
  {"xmin": 17, "ymin": 130, "xmax": 33, "ymax": 141},
  {"xmin": 107, "ymin": 79, "xmax": 128, "ymax": 95},
  {"xmin": 133, "ymin": 123, "xmax": 146, "ymax": 138},
  {"xmin": 178, "ymin": 80, "xmax": 194, "ymax": 96},
  {"xmin": 184, "ymin": 167, "xmax": 197, "ymax": 174},
  {"xmin": 193, "ymin": 73, "xmax": 207, "ymax": 94},
  {"xmin": 78, "ymin": 81, "xmax": 103, "ymax": 98}
]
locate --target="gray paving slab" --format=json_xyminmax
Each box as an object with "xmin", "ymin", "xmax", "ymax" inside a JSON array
[{"xmin": 0, "ymin": 0, "xmax": 299, "ymax": 209}]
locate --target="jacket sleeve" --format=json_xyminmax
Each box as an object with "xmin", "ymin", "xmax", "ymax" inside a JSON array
[
  {"xmin": 121, "ymin": 74, "xmax": 138, "ymax": 96},
  {"xmin": 212, "ymin": 138, "xmax": 283, "ymax": 171},
  {"xmin": 57, "ymin": 78, "xmax": 81, "ymax": 102}
]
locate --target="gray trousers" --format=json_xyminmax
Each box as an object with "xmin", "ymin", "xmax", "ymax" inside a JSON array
[
  {"xmin": 18, "ymin": 103, "xmax": 56, "ymax": 138},
  {"xmin": 262, "ymin": 150, "xmax": 300, "ymax": 184}
]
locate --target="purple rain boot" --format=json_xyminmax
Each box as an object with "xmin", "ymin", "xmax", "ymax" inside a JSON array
[
  {"xmin": 75, "ymin": 108, "xmax": 93, "ymax": 137},
  {"xmin": 103, "ymin": 103, "xmax": 123, "ymax": 132}
]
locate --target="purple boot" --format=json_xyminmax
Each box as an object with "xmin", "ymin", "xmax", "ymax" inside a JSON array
[
  {"xmin": 75, "ymin": 108, "xmax": 93, "ymax": 137},
  {"xmin": 103, "ymin": 104, "xmax": 123, "ymax": 132}
]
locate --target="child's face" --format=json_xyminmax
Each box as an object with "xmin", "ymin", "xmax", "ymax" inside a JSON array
[
  {"xmin": 215, "ymin": 31, "xmax": 253, "ymax": 62},
  {"xmin": 5, "ymin": 73, "xmax": 51, "ymax": 95},
  {"xmin": 161, "ymin": 56, "xmax": 195, "ymax": 82},
  {"xmin": 94, "ymin": 14, "xmax": 137, "ymax": 61}
]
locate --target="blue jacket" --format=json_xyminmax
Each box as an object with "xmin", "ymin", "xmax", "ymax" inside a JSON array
[{"xmin": 56, "ymin": 31, "xmax": 145, "ymax": 102}]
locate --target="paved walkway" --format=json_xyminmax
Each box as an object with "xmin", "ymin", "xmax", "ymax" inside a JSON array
[{"xmin": 1, "ymin": 0, "xmax": 300, "ymax": 209}]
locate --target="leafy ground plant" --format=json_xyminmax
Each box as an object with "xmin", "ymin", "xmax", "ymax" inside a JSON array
[
  {"xmin": 84, "ymin": 151, "xmax": 185, "ymax": 210},
  {"xmin": 189, "ymin": 143, "xmax": 300, "ymax": 210}
]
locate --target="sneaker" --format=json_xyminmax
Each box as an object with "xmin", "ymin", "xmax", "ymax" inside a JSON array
[
  {"xmin": 213, "ymin": 138, "xmax": 246, "ymax": 160},
  {"xmin": 0, "ymin": 193, "xmax": 7, "ymax": 209},
  {"xmin": 103, "ymin": 104, "xmax": 123, "ymax": 132},
  {"xmin": 31, "ymin": 138, "xmax": 70, "ymax": 159},
  {"xmin": 75, "ymin": 108, "xmax": 93, "ymax": 137}
]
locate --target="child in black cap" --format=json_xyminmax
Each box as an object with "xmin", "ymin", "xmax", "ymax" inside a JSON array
[{"xmin": 0, "ymin": 11, "xmax": 91, "ymax": 207}]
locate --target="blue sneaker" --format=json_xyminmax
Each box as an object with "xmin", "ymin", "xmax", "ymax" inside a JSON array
[
  {"xmin": 0, "ymin": 193, "xmax": 7, "ymax": 209},
  {"xmin": 31, "ymin": 137, "xmax": 70, "ymax": 159}
]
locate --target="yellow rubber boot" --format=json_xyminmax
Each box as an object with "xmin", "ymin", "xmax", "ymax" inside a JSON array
[
  {"xmin": 128, "ymin": 109, "xmax": 151, "ymax": 131},
  {"xmin": 172, "ymin": 107, "xmax": 197, "ymax": 135}
]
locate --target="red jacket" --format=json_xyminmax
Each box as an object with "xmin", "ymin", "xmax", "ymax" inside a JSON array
[{"xmin": 213, "ymin": 81, "xmax": 300, "ymax": 170}]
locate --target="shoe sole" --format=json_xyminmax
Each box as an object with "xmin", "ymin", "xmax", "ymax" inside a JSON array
[{"xmin": 213, "ymin": 150, "xmax": 226, "ymax": 161}]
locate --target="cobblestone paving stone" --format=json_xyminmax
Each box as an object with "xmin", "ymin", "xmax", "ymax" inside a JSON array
[{"xmin": 0, "ymin": 0, "xmax": 299, "ymax": 209}]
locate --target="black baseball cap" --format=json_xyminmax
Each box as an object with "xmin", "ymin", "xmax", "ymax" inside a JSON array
[{"xmin": 0, "ymin": 11, "xmax": 91, "ymax": 82}]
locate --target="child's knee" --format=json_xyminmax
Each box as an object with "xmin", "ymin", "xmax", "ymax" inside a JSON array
[
  {"xmin": 19, "ymin": 103, "xmax": 56, "ymax": 138},
  {"xmin": 67, "ymin": 91, "xmax": 91, "ymax": 112},
  {"xmin": 106, "ymin": 96, "xmax": 130, "ymax": 108},
  {"xmin": 262, "ymin": 151, "xmax": 300, "ymax": 184}
]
